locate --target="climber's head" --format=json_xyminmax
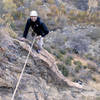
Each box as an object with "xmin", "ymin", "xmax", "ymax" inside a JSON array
[{"xmin": 30, "ymin": 10, "xmax": 38, "ymax": 22}]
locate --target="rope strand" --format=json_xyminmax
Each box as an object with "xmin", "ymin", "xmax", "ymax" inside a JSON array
[{"xmin": 11, "ymin": 35, "xmax": 36, "ymax": 100}]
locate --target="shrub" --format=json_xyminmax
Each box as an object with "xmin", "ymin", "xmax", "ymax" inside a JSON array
[
  {"xmin": 2, "ymin": 13, "xmax": 14, "ymax": 25},
  {"xmin": 83, "ymin": 65, "xmax": 87, "ymax": 69},
  {"xmin": 3, "ymin": 0, "xmax": 17, "ymax": 13},
  {"xmin": 44, "ymin": 47, "xmax": 51, "ymax": 53},
  {"xmin": 92, "ymin": 77, "xmax": 96, "ymax": 82},
  {"xmin": 75, "ymin": 65, "xmax": 81, "ymax": 73},
  {"xmin": 49, "ymin": 5, "xmax": 59, "ymax": 16},
  {"xmin": 13, "ymin": 11, "xmax": 25, "ymax": 20},
  {"xmin": 47, "ymin": 0, "xmax": 55, "ymax": 4},
  {"xmin": 0, "ymin": 47, "xmax": 5, "ymax": 59},
  {"xmin": 65, "ymin": 56, "xmax": 73, "ymax": 65},
  {"xmin": 10, "ymin": 22, "xmax": 16, "ymax": 30},
  {"xmin": 67, "ymin": 10, "xmax": 100, "ymax": 25},
  {"xmin": 50, "ymin": 45, "xmax": 56, "ymax": 49},
  {"xmin": 59, "ymin": 2, "xmax": 66, "ymax": 15},
  {"xmin": 74, "ymin": 61, "xmax": 82, "ymax": 72},
  {"xmin": 13, "ymin": 0, "xmax": 24, "ymax": 7},
  {"xmin": 57, "ymin": 63, "xmax": 69, "ymax": 77},
  {"xmin": 0, "ymin": 18, "xmax": 5, "ymax": 26},
  {"xmin": 4, "ymin": 27, "xmax": 18, "ymax": 38},
  {"xmin": 53, "ymin": 51, "xmax": 63, "ymax": 60},
  {"xmin": 35, "ymin": 0, "xmax": 43, "ymax": 5},
  {"xmin": 46, "ymin": 3, "xmax": 67, "ymax": 29},
  {"xmin": 74, "ymin": 61, "xmax": 82, "ymax": 66},
  {"xmin": 59, "ymin": 49, "xmax": 66, "ymax": 55}
]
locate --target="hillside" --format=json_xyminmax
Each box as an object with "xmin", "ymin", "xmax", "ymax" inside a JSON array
[
  {"xmin": 0, "ymin": 26, "xmax": 100, "ymax": 100},
  {"xmin": 0, "ymin": 0, "xmax": 100, "ymax": 100}
]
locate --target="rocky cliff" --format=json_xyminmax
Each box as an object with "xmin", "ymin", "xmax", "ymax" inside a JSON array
[
  {"xmin": 0, "ymin": 26, "xmax": 81, "ymax": 100},
  {"xmin": 0, "ymin": 0, "xmax": 100, "ymax": 100},
  {"xmin": 0, "ymin": 26, "xmax": 100, "ymax": 100}
]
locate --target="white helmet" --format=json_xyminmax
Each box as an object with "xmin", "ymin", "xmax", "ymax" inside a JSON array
[{"xmin": 30, "ymin": 10, "xmax": 38, "ymax": 17}]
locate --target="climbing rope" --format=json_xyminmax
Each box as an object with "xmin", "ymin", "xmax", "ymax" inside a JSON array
[{"xmin": 11, "ymin": 34, "xmax": 36, "ymax": 100}]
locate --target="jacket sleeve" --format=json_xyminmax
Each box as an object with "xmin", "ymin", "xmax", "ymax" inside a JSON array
[
  {"xmin": 40, "ymin": 22, "xmax": 49, "ymax": 37},
  {"xmin": 23, "ymin": 19, "xmax": 30, "ymax": 38}
]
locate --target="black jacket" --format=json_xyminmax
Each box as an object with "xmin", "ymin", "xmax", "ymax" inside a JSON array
[{"xmin": 23, "ymin": 17, "xmax": 49, "ymax": 38}]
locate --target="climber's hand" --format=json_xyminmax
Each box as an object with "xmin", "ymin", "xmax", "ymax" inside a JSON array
[{"xmin": 36, "ymin": 35, "xmax": 41, "ymax": 40}]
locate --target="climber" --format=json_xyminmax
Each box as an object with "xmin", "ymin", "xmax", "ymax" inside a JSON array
[{"xmin": 22, "ymin": 10, "xmax": 49, "ymax": 53}]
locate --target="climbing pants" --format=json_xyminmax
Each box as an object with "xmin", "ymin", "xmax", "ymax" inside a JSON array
[{"xmin": 34, "ymin": 36, "xmax": 44, "ymax": 49}]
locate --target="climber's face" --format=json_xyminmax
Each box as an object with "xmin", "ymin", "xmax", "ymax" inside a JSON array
[{"xmin": 30, "ymin": 16, "xmax": 37, "ymax": 22}]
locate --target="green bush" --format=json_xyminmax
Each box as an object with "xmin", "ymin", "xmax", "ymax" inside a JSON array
[
  {"xmin": 75, "ymin": 65, "xmax": 81, "ymax": 72},
  {"xmin": 74, "ymin": 61, "xmax": 82, "ymax": 66},
  {"xmin": 44, "ymin": 47, "xmax": 51, "ymax": 53},
  {"xmin": 10, "ymin": 22, "xmax": 16, "ymax": 30},
  {"xmin": 50, "ymin": 45, "xmax": 56, "ymax": 49},
  {"xmin": 92, "ymin": 77, "xmax": 96, "ymax": 81},
  {"xmin": 83, "ymin": 65, "xmax": 87, "ymax": 69},
  {"xmin": 53, "ymin": 51, "xmax": 63, "ymax": 60},
  {"xmin": 74, "ymin": 61, "xmax": 82, "ymax": 72},
  {"xmin": 57, "ymin": 63, "xmax": 69, "ymax": 77},
  {"xmin": 59, "ymin": 49, "xmax": 66, "ymax": 55},
  {"xmin": 65, "ymin": 56, "xmax": 73, "ymax": 66}
]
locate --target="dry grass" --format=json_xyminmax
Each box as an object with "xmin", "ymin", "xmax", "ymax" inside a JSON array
[
  {"xmin": 3, "ymin": 27, "xmax": 18, "ymax": 38},
  {"xmin": 89, "ymin": 81, "xmax": 100, "ymax": 91},
  {"xmin": 49, "ymin": 5, "xmax": 59, "ymax": 16},
  {"xmin": 35, "ymin": 0, "xmax": 43, "ymax": 5},
  {"xmin": 67, "ymin": 10, "xmax": 100, "ymax": 25},
  {"xmin": 2, "ymin": 13, "xmax": 14, "ymax": 25},
  {"xmin": 47, "ymin": 0, "xmax": 55, "ymax": 4},
  {"xmin": 92, "ymin": 74, "xmax": 100, "ymax": 83},
  {"xmin": 3, "ymin": 0, "xmax": 17, "ymax": 13},
  {"xmin": 0, "ymin": 18, "xmax": 5, "ymax": 24}
]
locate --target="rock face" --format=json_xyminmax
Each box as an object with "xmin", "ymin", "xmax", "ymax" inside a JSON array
[
  {"xmin": 1, "ymin": 26, "xmax": 100, "ymax": 100},
  {"xmin": 0, "ymin": 27, "xmax": 83, "ymax": 100}
]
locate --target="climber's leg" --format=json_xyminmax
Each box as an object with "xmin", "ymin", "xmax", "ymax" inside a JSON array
[
  {"xmin": 36, "ymin": 37, "xmax": 44, "ymax": 53},
  {"xmin": 37, "ymin": 37, "xmax": 44, "ymax": 49}
]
